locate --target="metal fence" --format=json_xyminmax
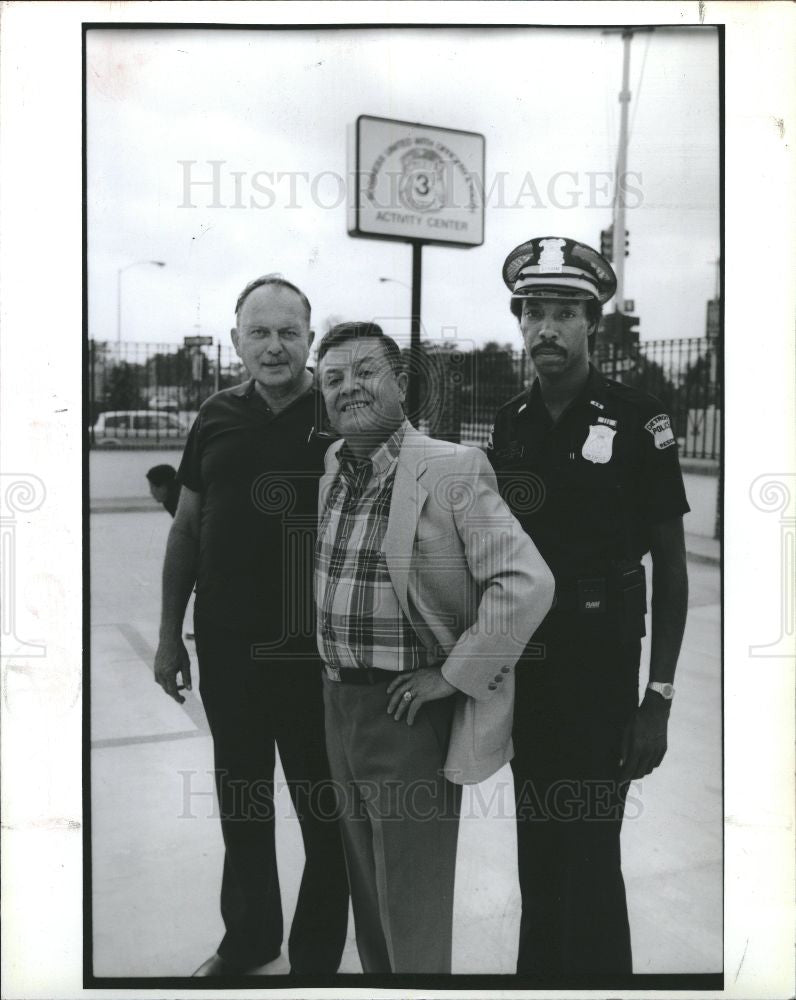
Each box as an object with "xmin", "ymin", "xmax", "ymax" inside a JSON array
[
  {"xmin": 88, "ymin": 336, "xmax": 721, "ymax": 460},
  {"xmin": 88, "ymin": 340, "xmax": 246, "ymax": 447},
  {"xmin": 406, "ymin": 337, "xmax": 720, "ymax": 460},
  {"xmin": 593, "ymin": 338, "xmax": 721, "ymax": 461}
]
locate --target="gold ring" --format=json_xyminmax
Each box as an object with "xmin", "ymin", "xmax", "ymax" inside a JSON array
[{"xmin": 402, "ymin": 690, "xmax": 413, "ymax": 702}]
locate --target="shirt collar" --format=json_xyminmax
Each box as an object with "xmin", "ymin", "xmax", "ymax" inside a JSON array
[
  {"xmin": 527, "ymin": 363, "xmax": 604, "ymax": 418},
  {"xmin": 230, "ymin": 375, "xmax": 317, "ymax": 408},
  {"xmin": 229, "ymin": 378, "xmax": 256, "ymax": 399},
  {"xmin": 336, "ymin": 418, "xmax": 407, "ymax": 481}
]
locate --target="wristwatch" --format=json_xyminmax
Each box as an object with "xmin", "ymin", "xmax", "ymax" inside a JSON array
[{"xmin": 647, "ymin": 681, "xmax": 675, "ymax": 700}]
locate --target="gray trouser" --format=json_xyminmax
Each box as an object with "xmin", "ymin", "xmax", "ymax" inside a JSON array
[{"xmin": 322, "ymin": 674, "xmax": 462, "ymax": 973}]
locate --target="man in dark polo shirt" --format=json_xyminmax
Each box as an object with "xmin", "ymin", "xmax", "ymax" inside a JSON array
[{"xmin": 153, "ymin": 274, "xmax": 348, "ymax": 977}]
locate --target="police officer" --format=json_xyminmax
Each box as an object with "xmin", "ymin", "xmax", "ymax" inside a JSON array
[{"xmin": 488, "ymin": 236, "xmax": 690, "ymax": 978}]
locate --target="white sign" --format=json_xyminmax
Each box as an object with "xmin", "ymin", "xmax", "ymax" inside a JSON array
[{"xmin": 348, "ymin": 115, "xmax": 485, "ymax": 247}]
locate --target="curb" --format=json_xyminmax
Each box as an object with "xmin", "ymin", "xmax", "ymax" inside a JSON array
[
  {"xmin": 686, "ymin": 549, "xmax": 720, "ymax": 567},
  {"xmin": 684, "ymin": 532, "xmax": 720, "ymax": 566},
  {"xmin": 91, "ymin": 498, "xmax": 163, "ymax": 514}
]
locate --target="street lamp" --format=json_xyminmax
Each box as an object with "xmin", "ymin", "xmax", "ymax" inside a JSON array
[
  {"xmin": 116, "ymin": 259, "xmax": 166, "ymax": 345},
  {"xmin": 378, "ymin": 276, "xmax": 410, "ymax": 290}
]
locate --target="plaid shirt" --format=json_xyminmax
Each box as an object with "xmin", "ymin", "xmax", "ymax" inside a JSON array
[{"xmin": 316, "ymin": 420, "xmax": 433, "ymax": 674}]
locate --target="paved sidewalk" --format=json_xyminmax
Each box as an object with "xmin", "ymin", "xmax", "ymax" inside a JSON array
[
  {"xmin": 89, "ymin": 510, "xmax": 722, "ymax": 978},
  {"xmin": 685, "ymin": 532, "xmax": 720, "ymax": 565}
]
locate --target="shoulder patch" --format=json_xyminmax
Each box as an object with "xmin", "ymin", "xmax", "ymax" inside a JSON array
[{"xmin": 644, "ymin": 413, "xmax": 676, "ymax": 450}]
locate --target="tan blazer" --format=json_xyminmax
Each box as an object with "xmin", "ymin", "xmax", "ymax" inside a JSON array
[{"xmin": 319, "ymin": 426, "xmax": 554, "ymax": 785}]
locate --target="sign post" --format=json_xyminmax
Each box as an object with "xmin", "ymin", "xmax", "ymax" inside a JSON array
[
  {"xmin": 409, "ymin": 241, "xmax": 423, "ymax": 415},
  {"xmin": 348, "ymin": 115, "xmax": 485, "ymax": 417}
]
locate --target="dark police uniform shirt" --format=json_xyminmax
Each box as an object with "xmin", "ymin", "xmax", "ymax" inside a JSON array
[
  {"xmin": 487, "ymin": 365, "xmax": 690, "ymax": 584},
  {"xmin": 178, "ymin": 379, "xmax": 332, "ymax": 649}
]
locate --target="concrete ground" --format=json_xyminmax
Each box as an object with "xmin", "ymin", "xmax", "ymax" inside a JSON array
[{"xmin": 89, "ymin": 507, "xmax": 722, "ymax": 978}]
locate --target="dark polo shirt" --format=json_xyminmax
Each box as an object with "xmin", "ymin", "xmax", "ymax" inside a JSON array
[{"xmin": 178, "ymin": 378, "xmax": 332, "ymax": 651}]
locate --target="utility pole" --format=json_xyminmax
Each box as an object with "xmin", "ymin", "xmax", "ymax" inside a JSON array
[
  {"xmin": 602, "ymin": 27, "xmax": 653, "ymax": 313},
  {"xmin": 613, "ymin": 29, "xmax": 633, "ymax": 310}
]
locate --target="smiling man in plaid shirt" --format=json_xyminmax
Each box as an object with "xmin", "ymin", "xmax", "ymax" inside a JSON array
[
  {"xmin": 315, "ymin": 322, "xmax": 554, "ymax": 974},
  {"xmin": 317, "ymin": 423, "xmax": 435, "ymax": 675}
]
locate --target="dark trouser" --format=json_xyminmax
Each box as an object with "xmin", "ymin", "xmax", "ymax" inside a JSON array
[
  {"xmin": 512, "ymin": 611, "xmax": 640, "ymax": 978},
  {"xmin": 322, "ymin": 674, "xmax": 461, "ymax": 973},
  {"xmin": 194, "ymin": 624, "xmax": 349, "ymax": 973}
]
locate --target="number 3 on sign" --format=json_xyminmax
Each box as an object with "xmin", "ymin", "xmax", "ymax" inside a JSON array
[{"xmin": 414, "ymin": 173, "xmax": 430, "ymax": 196}]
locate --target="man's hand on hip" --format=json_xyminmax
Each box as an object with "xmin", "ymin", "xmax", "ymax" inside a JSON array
[
  {"xmin": 386, "ymin": 666, "xmax": 457, "ymax": 725},
  {"xmin": 618, "ymin": 691, "xmax": 670, "ymax": 782},
  {"xmin": 154, "ymin": 636, "xmax": 193, "ymax": 704}
]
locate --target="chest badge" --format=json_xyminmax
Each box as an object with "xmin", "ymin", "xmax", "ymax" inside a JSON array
[{"xmin": 582, "ymin": 423, "xmax": 616, "ymax": 464}]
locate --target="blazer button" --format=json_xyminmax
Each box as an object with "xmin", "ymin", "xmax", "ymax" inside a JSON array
[
  {"xmin": 487, "ymin": 682, "xmax": 498, "ymax": 691},
  {"xmin": 494, "ymin": 674, "xmax": 504, "ymax": 683},
  {"xmin": 501, "ymin": 666, "xmax": 510, "ymax": 673}
]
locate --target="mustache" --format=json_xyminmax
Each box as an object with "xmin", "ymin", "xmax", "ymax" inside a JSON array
[{"xmin": 531, "ymin": 343, "xmax": 566, "ymax": 356}]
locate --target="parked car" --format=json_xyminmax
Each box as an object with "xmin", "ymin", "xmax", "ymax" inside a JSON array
[
  {"xmin": 148, "ymin": 396, "xmax": 179, "ymax": 414},
  {"xmin": 91, "ymin": 410, "xmax": 188, "ymax": 447}
]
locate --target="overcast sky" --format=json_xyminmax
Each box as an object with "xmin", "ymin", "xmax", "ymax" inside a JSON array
[{"xmin": 87, "ymin": 25, "xmax": 719, "ymax": 351}]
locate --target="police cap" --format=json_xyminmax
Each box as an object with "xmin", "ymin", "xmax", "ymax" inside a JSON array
[{"xmin": 502, "ymin": 236, "xmax": 617, "ymax": 305}]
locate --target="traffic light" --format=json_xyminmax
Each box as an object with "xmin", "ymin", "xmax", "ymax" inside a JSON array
[
  {"xmin": 600, "ymin": 226, "xmax": 614, "ymax": 262},
  {"xmin": 621, "ymin": 313, "xmax": 639, "ymax": 343},
  {"xmin": 601, "ymin": 312, "xmax": 621, "ymax": 343},
  {"xmin": 600, "ymin": 311, "xmax": 640, "ymax": 348}
]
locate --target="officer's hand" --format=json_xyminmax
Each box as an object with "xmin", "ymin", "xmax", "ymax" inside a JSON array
[
  {"xmin": 154, "ymin": 636, "xmax": 192, "ymax": 704},
  {"xmin": 386, "ymin": 667, "xmax": 457, "ymax": 725},
  {"xmin": 618, "ymin": 692, "xmax": 670, "ymax": 782}
]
